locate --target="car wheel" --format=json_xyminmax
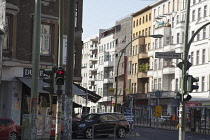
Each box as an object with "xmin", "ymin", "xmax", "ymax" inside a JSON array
[
  {"xmin": 84, "ymin": 128, "xmax": 93, "ymax": 139},
  {"xmin": 116, "ymin": 127, "xmax": 126, "ymax": 138},
  {"xmin": 10, "ymin": 132, "xmax": 18, "ymax": 140}
]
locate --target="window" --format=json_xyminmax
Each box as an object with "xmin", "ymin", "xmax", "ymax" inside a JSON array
[
  {"xmin": 192, "ymin": 10, "xmax": 195, "ymax": 21},
  {"xmin": 171, "ymin": 36, "xmax": 174, "ymax": 44},
  {"xmin": 145, "ymin": 28, "xmax": 147, "ymax": 36},
  {"xmin": 135, "ymin": 63, "xmax": 137, "ymax": 73},
  {"xmin": 135, "ymin": 45, "xmax": 138, "ymax": 54},
  {"xmin": 133, "ymin": 21, "xmax": 135, "ymax": 28},
  {"xmin": 159, "ymin": 38, "xmax": 162, "ymax": 48},
  {"xmin": 203, "ymin": 27, "xmax": 206, "ymax": 39},
  {"xmin": 163, "ymin": 4, "xmax": 165, "ymax": 14},
  {"xmin": 148, "ymin": 27, "xmax": 151, "ymax": 35},
  {"xmin": 193, "ymin": 0, "xmax": 196, "ymax": 4},
  {"xmin": 40, "ymin": 24, "xmax": 52, "ymax": 55},
  {"xmin": 159, "ymin": 58, "xmax": 163, "ymax": 69},
  {"xmin": 143, "ymin": 16, "xmax": 145, "ymax": 23},
  {"xmin": 172, "ymin": 17, "xmax": 174, "ymax": 28},
  {"xmin": 198, "ymin": 8, "xmax": 201, "ymax": 19},
  {"xmin": 202, "ymin": 49, "xmax": 205, "ymax": 64},
  {"xmin": 155, "ymin": 39, "xmax": 158, "ymax": 49},
  {"xmin": 201, "ymin": 77, "xmax": 205, "ymax": 92},
  {"xmin": 204, "ymin": 5, "xmax": 207, "ymax": 17},
  {"xmin": 139, "ymin": 18, "xmax": 141, "ymax": 25},
  {"xmin": 154, "ymin": 79, "xmax": 157, "ymax": 90},
  {"xmin": 158, "ymin": 78, "xmax": 161, "ymax": 90},
  {"xmin": 154, "ymin": 59, "xmax": 158, "ymax": 70},
  {"xmin": 168, "ymin": 2, "xmax": 170, "ymax": 13},
  {"xmin": 176, "ymin": 15, "xmax": 179, "ymax": 24},
  {"xmin": 146, "ymin": 15, "xmax": 148, "ymax": 22},
  {"xmin": 3, "ymin": 16, "xmax": 12, "ymax": 50},
  {"xmin": 175, "ymin": 79, "xmax": 178, "ymax": 91},
  {"xmin": 196, "ymin": 50, "xmax": 199, "ymax": 65},
  {"xmin": 136, "ymin": 19, "xmax": 138, "ymax": 26},
  {"xmin": 197, "ymin": 32, "xmax": 200, "ymax": 41},
  {"xmin": 191, "ymin": 52, "xmax": 194, "ymax": 65},
  {"xmin": 177, "ymin": 33, "xmax": 180, "ymax": 44},
  {"xmin": 149, "ymin": 13, "xmax": 151, "ymax": 20}
]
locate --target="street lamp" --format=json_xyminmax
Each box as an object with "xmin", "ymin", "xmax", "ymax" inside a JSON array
[{"xmin": 114, "ymin": 34, "xmax": 163, "ymax": 112}]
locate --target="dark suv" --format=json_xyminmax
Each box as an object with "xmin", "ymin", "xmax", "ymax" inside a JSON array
[{"xmin": 72, "ymin": 113, "xmax": 130, "ymax": 139}]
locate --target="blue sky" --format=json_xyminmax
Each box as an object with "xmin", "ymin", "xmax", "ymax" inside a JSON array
[{"xmin": 82, "ymin": 0, "xmax": 156, "ymax": 40}]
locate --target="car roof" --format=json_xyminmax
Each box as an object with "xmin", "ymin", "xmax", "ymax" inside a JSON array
[{"xmin": 89, "ymin": 112, "xmax": 122, "ymax": 115}]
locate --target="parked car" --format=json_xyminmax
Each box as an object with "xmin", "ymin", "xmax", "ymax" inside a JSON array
[
  {"xmin": 72, "ymin": 113, "xmax": 130, "ymax": 139},
  {"xmin": 0, "ymin": 118, "xmax": 21, "ymax": 140}
]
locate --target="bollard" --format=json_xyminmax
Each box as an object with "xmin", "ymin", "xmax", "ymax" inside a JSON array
[
  {"xmin": 92, "ymin": 124, "xmax": 95, "ymax": 140},
  {"xmin": 114, "ymin": 124, "xmax": 117, "ymax": 140}
]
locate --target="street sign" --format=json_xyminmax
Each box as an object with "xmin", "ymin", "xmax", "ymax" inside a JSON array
[
  {"xmin": 108, "ymin": 88, "xmax": 115, "ymax": 94},
  {"xmin": 154, "ymin": 106, "xmax": 162, "ymax": 117},
  {"xmin": 155, "ymin": 52, "xmax": 181, "ymax": 59},
  {"xmin": 155, "ymin": 90, "xmax": 162, "ymax": 98}
]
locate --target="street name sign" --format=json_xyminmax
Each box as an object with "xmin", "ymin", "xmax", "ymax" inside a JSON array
[{"xmin": 155, "ymin": 52, "xmax": 181, "ymax": 59}]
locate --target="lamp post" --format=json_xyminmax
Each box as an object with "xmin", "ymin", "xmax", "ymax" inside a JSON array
[{"xmin": 114, "ymin": 34, "xmax": 164, "ymax": 112}]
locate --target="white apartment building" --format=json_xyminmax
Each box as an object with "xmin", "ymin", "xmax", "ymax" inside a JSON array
[
  {"xmin": 75, "ymin": 35, "xmax": 99, "ymax": 115},
  {"xmin": 96, "ymin": 28, "xmax": 116, "ymax": 113},
  {"xmin": 148, "ymin": 0, "xmax": 210, "ymax": 116}
]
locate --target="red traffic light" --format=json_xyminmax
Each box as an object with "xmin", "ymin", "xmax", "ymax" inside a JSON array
[{"xmin": 57, "ymin": 70, "xmax": 64, "ymax": 75}]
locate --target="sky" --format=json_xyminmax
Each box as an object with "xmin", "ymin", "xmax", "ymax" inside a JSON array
[{"xmin": 82, "ymin": 0, "xmax": 156, "ymax": 40}]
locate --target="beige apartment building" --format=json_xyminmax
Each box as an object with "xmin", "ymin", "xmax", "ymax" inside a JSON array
[{"xmin": 128, "ymin": 6, "xmax": 152, "ymax": 117}]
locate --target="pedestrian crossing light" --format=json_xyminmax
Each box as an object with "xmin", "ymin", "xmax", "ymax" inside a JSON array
[
  {"xmin": 56, "ymin": 67, "xmax": 65, "ymax": 85},
  {"xmin": 187, "ymin": 75, "xmax": 199, "ymax": 92},
  {"xmin": 154, "ymin": 106, "xmax": 162, "ymax": 117},
  {"xmin": 43, "ymin": 67, "xmax": 56, "ymax": 94}
]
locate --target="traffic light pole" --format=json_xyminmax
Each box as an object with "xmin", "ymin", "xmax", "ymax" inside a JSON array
[
  {"xmin": 29, "ymin": 0, "xmax": 41, "ymax": 139},
  {"xmin": 55, "ymin": 0, "xmax": 64, "ymax": 139},
  {"xmin": 179, "ymin": 1, "xmax": 210, "ymax": 139},
  {"xmin": 63, "ymin": 0, "xmax": 75, "ymax": 139},
  {"xmin": 179, "ymin": 0, "xmax": 190, "ymax": 140}
]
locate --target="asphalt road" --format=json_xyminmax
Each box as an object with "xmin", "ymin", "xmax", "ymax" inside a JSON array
[{"xmin": 72, "ymin": 126, "xmax": 210, "ymax": 140}]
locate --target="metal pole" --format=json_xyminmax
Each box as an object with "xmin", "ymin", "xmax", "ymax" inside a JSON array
[
  {"xmin": 86, "ymin": 88, "xmax": 88, "ymax": 115},
  {"xmin": 63, "ymin": 0, "xmax": 75, "ymax": 139},
  {"xmin": 155, "ymin": 97, "xmax": 159, "ymax": 140},
  {"xmin": 55, "ymin": 0, "xmax": 64, "ymax": 139},
  {"xmin": 179, "ymin": 0, "xmax": 190, "ymax": 140},
  {"xmin": 29, "ymin": 0, "xmax": 41, "ymax": 139}
]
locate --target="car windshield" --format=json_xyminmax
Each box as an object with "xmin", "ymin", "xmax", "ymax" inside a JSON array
[{"xmin": 82, "ymin": 114, "xmax": 98, "ymax": 121}]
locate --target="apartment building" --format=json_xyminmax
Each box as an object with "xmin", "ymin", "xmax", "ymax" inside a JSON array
[
  {"xmin": 128, "ymin": 6, "xmax": 152, "ymax": 118},
  {"xmin": 96, "ymin": 28, "xmax": 116, "ymax": 113},
  {"xmin": 0, "ymin": 0, "xmax": 83, "ymax": 125},
  {"xmin": 114, "ymin": 16, "xmax": 132, "ymax": 111},
  {"xmin": 76, "ymin": 35, "xmax": 99, "ymax": 115}
]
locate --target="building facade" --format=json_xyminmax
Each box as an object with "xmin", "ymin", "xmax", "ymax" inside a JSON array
[{"xmin": 0, "ymin": 0, "xmax": 83, "ymax": 125}]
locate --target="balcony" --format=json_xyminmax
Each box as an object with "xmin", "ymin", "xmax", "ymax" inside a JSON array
[
  {"xmin": 103, "ymin": 77, "xmax": 114, "ymax": 83},
  {"xmin": 138, "ymin": 53, "xmax": 148, "ymax": 59},
  {"xmin": 137, "ymin": 72, "xmax": 148, "ymax": 78},
  {"xmin": 89, "ymin": 65, "xmax": 97, "ymax": 71},
  {"xmin": 163, "ymin": 66, "xmax": 175, "ymax": 74},
  {"xmin": 89, "ymin": 45, "xmax": 97, "ymax": 51},
  {"xmin": 89, "ymin": 54, "xmax": 98, "ymax": 61},
  {"xmin": 163, "ymin": 44, "xmax": 176, "ymax": 52},
  {"xmin": 103, "ymin": 61, "xmax": 114, "ymax": 67},
  {"xmin": 89, "ymin": 75, "xmax": 97, "ymax": 81}
]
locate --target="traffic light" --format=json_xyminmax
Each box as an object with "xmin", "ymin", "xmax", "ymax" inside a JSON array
[
  {"xmin": 56, "ymin": 67, "xmax": 65, "ymax": 85},
  {"xmin": 187, "ymin": 75, "xmax": 199, "ymax": 92},
  {"xmin": 43, "ymin": 67, "xmax": 56, "ymax": 94},
  {"xmin": 154, "ymin": 106, "xmax": 162, "ymax": 117},
  {"xmin": 183, "ymin": 93, "xmax": 192, "ymax": 101}
]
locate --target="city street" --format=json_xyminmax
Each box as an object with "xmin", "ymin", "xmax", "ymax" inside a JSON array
[{"xmin": 72, "ymin": 126, "xmax": 210, "ymax": 140}]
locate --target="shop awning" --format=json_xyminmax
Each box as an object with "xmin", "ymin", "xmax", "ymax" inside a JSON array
[
  {"xmin": 18, "ymin": 77, "xmax": 86, "ymax": 96},
  {"xmin": 73, "ymin": 83, "xmax": 102, "ymax": 103}
]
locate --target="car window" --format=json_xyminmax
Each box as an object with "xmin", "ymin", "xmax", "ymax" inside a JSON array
[
  {"xmin": 116, "ymin": 114, "xmax": 126, "ymax": 120},
  {"xmin": 107, "ymin": 114, "xmax": 118, "ymax": 121},
  {"xmin": 83, "ymin": 114, "xmax": 98, "ymax": 121},
  {"xmin": 0, "ymin": 119, "xmax": 12, "ymax": 126},
  {"xmin": 99, "ymin": 115, "xmax": 108, "ymax": 121}
]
